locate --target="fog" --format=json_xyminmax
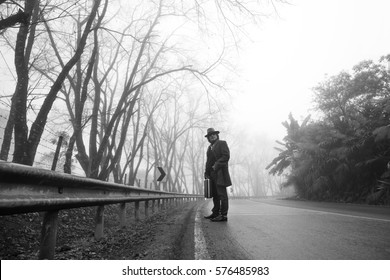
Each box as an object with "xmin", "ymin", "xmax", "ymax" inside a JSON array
[
  {"xmin": 1, "ymin": 0, "xmax": 390, "ymax": 196},
  {"xmin": 230, "ymin": 0, "xmax": 390, "ymax": 140}
]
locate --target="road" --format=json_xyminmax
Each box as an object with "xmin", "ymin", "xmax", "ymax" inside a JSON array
[{"xmin": 194, "ymin": 198, "xmax": 390, "ymax": 259}]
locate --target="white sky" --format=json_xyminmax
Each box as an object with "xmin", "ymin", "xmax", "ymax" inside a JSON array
[{"xmin": 229, "ymin": 0, "xmax": 390, "ymax": 140}]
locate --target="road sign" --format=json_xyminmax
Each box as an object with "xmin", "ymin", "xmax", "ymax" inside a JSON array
[{"xmin": 157, "ymin": 167, "xmax": 166, "ymax": 181}]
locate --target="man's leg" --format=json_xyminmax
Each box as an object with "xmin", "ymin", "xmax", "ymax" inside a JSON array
[
  {"xmin": 211, "ymin": 179, "xmax": 220, "ymax": 214},
  {"xmin": 211, "ymin": 185, "xmax": 228, "ymax": 222},
  {"xmin": 211, "ymin": 196, "xmax": 220, "ymax": 214},
  {"xmin": 205, "ymin": 178, "xmax": 220, "ymax": 219},
  {"xmin": 218, "ymin": 185, "xmax": 228, "ymax": 216}
]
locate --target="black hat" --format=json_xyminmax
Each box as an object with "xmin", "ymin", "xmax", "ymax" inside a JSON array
[{"xmin": 205, "ymin": 128, "xmax": 220, "ymax": 137}]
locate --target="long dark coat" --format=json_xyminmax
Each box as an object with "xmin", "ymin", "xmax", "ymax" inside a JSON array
[{"xmin": 205, "ymin": 140, "xmax": 232, "ymax": 187}]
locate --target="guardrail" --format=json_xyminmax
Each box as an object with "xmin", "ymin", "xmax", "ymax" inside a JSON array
[{"xmin": 0, "ymin": 161, "xmax": 203, "ymax": 259}]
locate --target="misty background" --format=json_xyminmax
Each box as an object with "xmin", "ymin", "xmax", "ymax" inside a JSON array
[{"xmin": 1, "ymin": 0, "xmax": 390, "ymax": 201}]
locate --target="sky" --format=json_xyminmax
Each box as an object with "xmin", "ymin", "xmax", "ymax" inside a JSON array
[{"xmin": 229, "ymin": 0, "xmax": 390, "ymax": 140}]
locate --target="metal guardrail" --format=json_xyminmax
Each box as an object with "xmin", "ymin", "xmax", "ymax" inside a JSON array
[
  {"xmin": 0, "ymin": 161, "xmax": 200, "ymax": 215},
  {"xmin": 0, "ymin": 161, "xmax": 203, "ymax": 259}
]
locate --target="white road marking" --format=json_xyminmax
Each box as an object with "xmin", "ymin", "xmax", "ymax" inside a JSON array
[
  {"xmin": 194, "ymin": 203, "xmax": 210, "ymax": 260},
  {"xmin": 230, "ymin": 204, "xmax": 390, "ymax": 223},
  {"xmin": 297, "ymin": 208, "xmax": 390, "ymax": 223}
]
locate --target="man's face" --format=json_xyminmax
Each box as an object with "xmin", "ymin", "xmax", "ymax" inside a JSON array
[{"xmin": 208, "ymin": 133, "xmax": 218, "ymax": 142}]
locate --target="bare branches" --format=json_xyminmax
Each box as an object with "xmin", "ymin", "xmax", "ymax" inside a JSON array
[{"xmin": 0, "ymin": 0, "xmax": 285, "ymax": 191}]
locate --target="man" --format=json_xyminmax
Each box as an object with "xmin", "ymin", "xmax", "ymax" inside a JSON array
[{"xmin": 204, "ymin": 128, "xmax": 232, "ymax": 222}]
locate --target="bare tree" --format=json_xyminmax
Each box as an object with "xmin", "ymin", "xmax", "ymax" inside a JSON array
[
  {"xmin": 1, "ymin": 0, "xmax": 103, "ymax": 165},
  {"xmin": 146, "ymin": 79, "xmax": 217, "ymax": 192},
  {"xmin": 0, "ymin": 0, "xmax": 38, "ymax": 160},
  {"xmin": 229, "ymin": 132, "xmax": 282, "ymax": 197},
  {"xmin": 1, "ymin": 0, "xmax": 285, "ymax": 195},
  {"xmin": 60, "ymin": 0, "xmax": 216, "ymax": 180}
]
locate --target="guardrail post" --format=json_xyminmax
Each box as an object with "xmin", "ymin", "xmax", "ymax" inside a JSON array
[
  {"xmin": 119, "ymin": 203, "xmax": 126, "ymax": 227},
  {"xmin": 135, "ymin": 201, "xmax": 140, "ymax": 221},
  {"xmin": 144, "ymin": 200, "xmax": 149, "ymax": 218},
  {"xmin": 95, "ymin": 206, "xmax": 104, "ymax": 240},
  {"xmin": 38, "ymin": 210, "xmax": 59, "ymax": 259},
  {"xmin": 151, "ymin": 199, "xmax": 155, "ymax": 214}
]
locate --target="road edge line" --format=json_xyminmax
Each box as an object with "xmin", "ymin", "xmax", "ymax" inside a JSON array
[{"xmin": 194, "ymin": 201, "xmax": 211, "ymax": 260}]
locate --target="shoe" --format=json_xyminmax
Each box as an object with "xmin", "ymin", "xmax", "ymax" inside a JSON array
[
  {"xmin": 211, "ymin": 215, "xmax": 227, "ymax": 222},
  {"xmin": 204, "ymin": 213, "xmax": 218, "ymax": 219}
]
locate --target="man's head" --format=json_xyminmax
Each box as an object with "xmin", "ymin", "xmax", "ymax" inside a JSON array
[{"xmin": 205, "ymin": 128, "xmax": 219, "ymax": 143}]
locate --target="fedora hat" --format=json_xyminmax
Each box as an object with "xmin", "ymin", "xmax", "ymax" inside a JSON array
[{"xmin": 205, "ymin": 128, "xmax": 220, "ymax": 137}]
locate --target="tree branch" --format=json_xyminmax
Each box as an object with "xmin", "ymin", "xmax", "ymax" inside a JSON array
[{"xmin": 0, "ymin": 9, "xmax": 29, "ymax": 31}]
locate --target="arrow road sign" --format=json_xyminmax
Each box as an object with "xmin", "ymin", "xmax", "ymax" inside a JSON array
[{"xmin": 157, "ymin": 167, "xmax": 166, "ymax": 181}]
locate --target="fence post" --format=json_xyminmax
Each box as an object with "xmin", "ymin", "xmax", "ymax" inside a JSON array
[
  {"xmin": 151, "ymin": 199, "xmax": 155, "ymax": 214},
  {"xmin": 134, "ymin": 201, "xmax": 140, "ymax": 221},
  {"xmin": 144, "ymin": 200, "xmax": 149, "ymax": 218},
  {"xmin": 38, "ymin": 210, "xmax": 59, "ymax": 259},
  {"xmin": 119, "ymin": 203, "xmax": 126, "ymax": 227},
  {"xmin": 95, "ymin": 206, "xmax": 104, "ymax": 240}
]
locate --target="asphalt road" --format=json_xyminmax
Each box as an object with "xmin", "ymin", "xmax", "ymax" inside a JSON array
[{"xmin": 195, "ymin": 198, "xmax": 390, "ymax": 260}]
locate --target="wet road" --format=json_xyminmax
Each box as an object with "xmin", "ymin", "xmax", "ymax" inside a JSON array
[{"xmin": 196, "ymin": 199, "xmax": 390, "ymax": 259}]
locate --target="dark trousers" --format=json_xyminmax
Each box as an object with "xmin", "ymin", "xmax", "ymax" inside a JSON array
[{"xmin": 211, "ymin": 182, "xmax": 229, "ymax": 216}]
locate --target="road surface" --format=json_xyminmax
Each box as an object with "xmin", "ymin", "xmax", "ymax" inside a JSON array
[{"xmin": 193, "ymin": 198, "xmax": 390, "ymax": 259}]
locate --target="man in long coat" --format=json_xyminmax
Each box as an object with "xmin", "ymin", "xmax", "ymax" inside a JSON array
[{"xmin": 204, "ymin": 128, "xmax": 232, "ymax": 222}]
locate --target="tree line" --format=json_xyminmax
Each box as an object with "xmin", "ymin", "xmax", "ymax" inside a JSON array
[{"xmin": 267, "ymin": 55, "xmax": 390, "ymax": 205}]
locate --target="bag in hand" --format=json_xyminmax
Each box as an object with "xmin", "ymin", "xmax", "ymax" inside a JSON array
[{"xmin": 204, "ymin": 178, "xmax": 212, "ymax": 198}]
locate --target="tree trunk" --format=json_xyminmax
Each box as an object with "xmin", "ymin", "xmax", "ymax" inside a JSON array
[
  {"xmin": 0, "ymin": 101, "xmax": 15, "ymax": 161},
  {"xmin": 0, "ymin": 0, "xmax": 39, "ymax": 161},
  {"xmin": 63, "ymin": 133, "xmax": 76, "ymax": 174},
  {"xmin": 21, "ymin": 0, "xmax": 102, "ymax": 166},
  {"xmin": 12, "ymin": 0, "xmax": 36, "ymax": 164}
]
